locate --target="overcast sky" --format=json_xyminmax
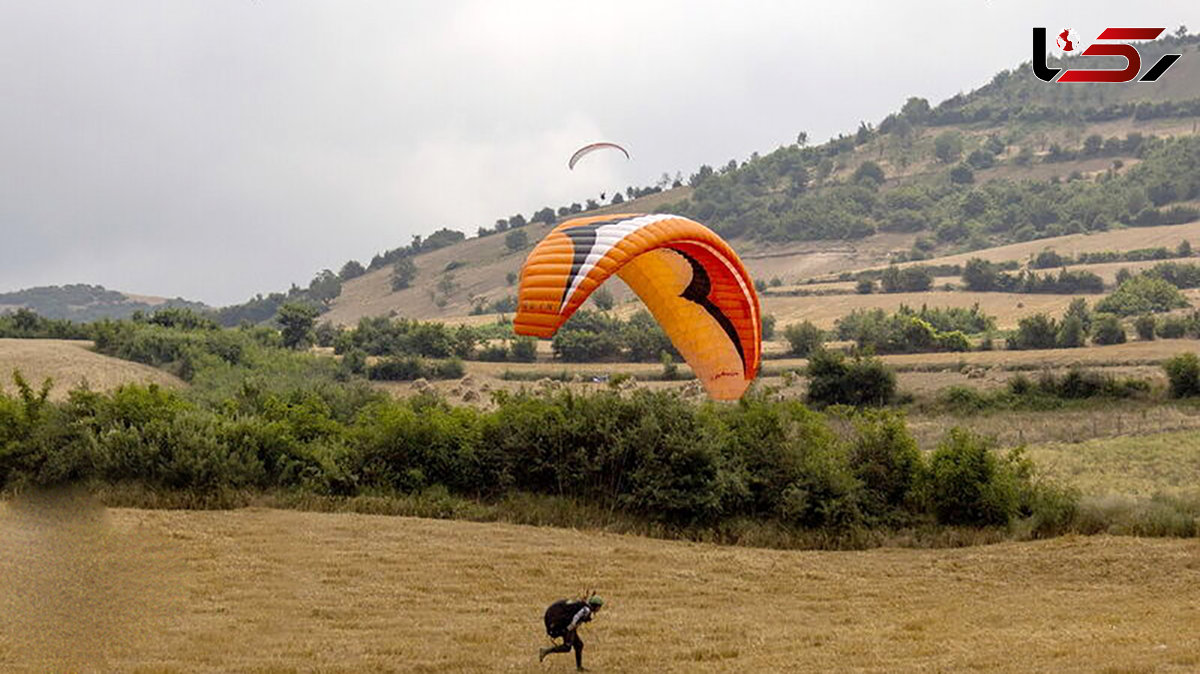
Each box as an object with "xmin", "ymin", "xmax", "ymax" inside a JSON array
[{"xmin": 1, "ymin": 1, "xmax": 1194, "ymax": 305}]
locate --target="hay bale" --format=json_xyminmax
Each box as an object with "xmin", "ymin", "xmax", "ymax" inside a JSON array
[
  {"xmin": 411, "ymin": 378, "xmax": 430, "ymax": 391},
  {"xmin": 462, "ymin": 389, "xmax": 480, "ymax": 402},
  {"xmin": 460, "ymin": 375, "xmax": 475, "ymax": 387}
]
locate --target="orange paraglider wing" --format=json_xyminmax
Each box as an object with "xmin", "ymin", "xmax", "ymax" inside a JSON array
[{"xmin": 514, "ymin": 213, "xmax": 761, "ymax": 400}]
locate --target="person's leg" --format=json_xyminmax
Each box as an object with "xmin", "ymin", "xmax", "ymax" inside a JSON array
[
  {"xmin": 539, "ymin": 635, "xmax": 572, "ymax": 662},
  {"xmin": 573, "ymin": 633, "xmax": 585, "ymax": 671}
]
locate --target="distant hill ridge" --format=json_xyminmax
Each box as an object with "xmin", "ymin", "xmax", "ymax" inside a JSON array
[{"xmin": 0, "ymin": 284, "xmax": 208, "ymax": 322}]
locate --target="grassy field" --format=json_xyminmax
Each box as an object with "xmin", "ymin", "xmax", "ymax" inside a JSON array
[
  {"xmin": 0, "ymin": 338, "xmax": 184, "ymax": 400},
  {"xmin": 1, "ymin": 497, "xmax": 1198, "ymax": 673},
  {"xmin": 1028, "ymin": 430, "xmax": 1200, "ymax": 499}
]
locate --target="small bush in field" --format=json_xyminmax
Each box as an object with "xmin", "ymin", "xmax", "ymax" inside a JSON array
[
  {"xmin": 925, "ymin": 429, "xmax": 1021, "ymax": 527},
  {"xmin": 1164, "ymin": 352, "xmax": 1200, "ymax": 398},
  {"xmin": 805, "ymin": 349, "xmax": 895, "ymax": 408}
]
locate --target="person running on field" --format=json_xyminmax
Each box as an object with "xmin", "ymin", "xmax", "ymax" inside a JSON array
[{"xmin": 539, "ymin": 594, "xmax": 604, "ymax": 670}]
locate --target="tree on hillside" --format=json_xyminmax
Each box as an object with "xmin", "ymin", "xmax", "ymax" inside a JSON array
[
  {"xmin": 934, "ymin": 132, "xmax": 963, "ymax": 163},
  {"xmin": 307, "ymin": 269, "xmax": 342, "ymax": 305},
  {"xmin": 962, "ymin": 258, "xmax": 999, "ymax": 291},
  {"xmin": 1095, "ymin": 276, "xmax": 1189, "ymax": 315},
  {"xmin": 901, "ymin": 97, "xmax": 931, "ymax": 124},
  {"xmin": 437, "ymin": 272, "xmax": 459, "ymax": 297},
  {"xmin": 784, "ymin": 321, "xmax": 823, "ymax": 357},
  {"xmin": 392, "ymin": 257, "xmax": 417, "ymax": 291},
  {"xmin": 277, "ymin": 302, "xmax": 319, "ymax": 350},
  {"xmin": 1064, "ymin": 298, "xmax": 1093, "ymax": 332},
  {"xmin": 949, "ymin": 164, "xmax": 975, "ymax": 184},
  {"xmin": 1091, "ymin": 315, "xmax": 1127, "ymax": 345},
  {"xmin": 853, "ymin": 161, "xmax": 885, "ymax": 186},
  {"xmin": 505, "ymin": 229, "xmax": 529, "ymax": 252},
  {"xmin": 339, "ymin": 260, "xmax": 366, "ymax": 280}
]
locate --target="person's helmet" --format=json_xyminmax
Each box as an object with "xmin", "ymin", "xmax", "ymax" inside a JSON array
[{"xmin": 587, "ymin": 595, "xmax": 604, "ymax": 608}]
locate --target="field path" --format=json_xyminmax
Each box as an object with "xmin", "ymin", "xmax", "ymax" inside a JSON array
[{"xmin": 2, "ymin": 503, "xmax": 1197, "ymax": 672}]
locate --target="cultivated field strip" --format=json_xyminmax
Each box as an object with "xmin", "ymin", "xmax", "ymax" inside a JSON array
[{"xmin": 1, "ymin": 504, "xmax": 1197, "ymax": 672}]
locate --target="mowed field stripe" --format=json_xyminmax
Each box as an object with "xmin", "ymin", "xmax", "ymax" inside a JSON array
[{"xmin": 2, "ymin": 505, "xmax": 1196, "ymax": 672}]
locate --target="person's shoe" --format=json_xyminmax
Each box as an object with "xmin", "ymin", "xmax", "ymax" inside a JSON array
[{"xmin": 539, "ymin": 647, "xmax": 550, "ymax": 662}]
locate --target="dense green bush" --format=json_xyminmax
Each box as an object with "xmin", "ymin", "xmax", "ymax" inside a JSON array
[
  {"xmin": 961, "ymin": 259, "xmax": 1103, "ymax": 294},
  {"xmin": 1008, "ymin": 314, "xmax": 1058, "ymax": 350},
  {"xmin": 1134, "ymin": 314, "xmax": 1157, "ymax": 340},
  {"xmin": 847, "ymin": 410, "xmax": 922, "ymax": 524},
  {"xmin": 0, "ymin": 308, "xmax": 91, "ymax": 339},
  {"xmin": 368, "ymin": 356, "xmax": 465, "ymax": 381},
  {"xmin": 805, "ymin": 350, "xmax": 895, "ymax": 408},
  {"xmin": 1091, "ymin": 315, "xmax": 1127, "ymax": 345},
  {"xmin": 1156, "ymin": 315, "xmax": 1191, "ymax": 338},
  {"xmin": 1095, "ymin": 277, "xmax": 1190, "ymax": 315},
  {"xmin": 925, "ymin": 429, "xmax": 1023, "ymax": 526},
  {"xmin": 783, "ymin": 321, "xmax": 824, "ymax": 357},
  {"xmin": 835, "ymin": 307, "xmax": 983, "ymax": 354},
  {"xmin": 0, "ymin": 367, "xmax": 1080, "ymax": 535},
  {"xmin": 1163, "ymin": 353, "xmax": 1200, "ymax": 398},
  {"xmin": 880, "ymin": 265, "xmax": 933, "ymax": 293},
  {"xmin": 1056, "ymin": 315, "xmax": 1087, "ymax": 348}
]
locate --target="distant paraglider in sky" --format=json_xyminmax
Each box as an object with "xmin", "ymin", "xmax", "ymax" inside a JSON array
[
  {"xmin": 568, "ymin": 142, "xmax": 630, "ymax": 170},
  {"xmin": 514, "ymin": 213, "xmax": 762, "ymax": 400}
]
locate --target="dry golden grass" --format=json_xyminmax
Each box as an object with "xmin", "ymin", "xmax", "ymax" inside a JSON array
[
  {"xmin": 2, "ymin": 497, "xmax": 1198, "ymax": 673},
  {"xmin": 1027, "ymin": 430, "xmax": 1200, "ymax": 499},
  {"xmin": 907, "ymin": 402, "xmax": 1200, "ymax": 451},
  {"xmin": 0, "ymin": 338, "xmax": 185, "ymax": 400}
]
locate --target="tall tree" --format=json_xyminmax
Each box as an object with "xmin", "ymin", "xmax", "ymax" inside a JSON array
[{"xmin": 277, "ymin": 302, "xmax": 319, "ymax": 350}]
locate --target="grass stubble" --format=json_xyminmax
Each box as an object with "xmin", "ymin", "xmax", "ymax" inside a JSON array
[{"xmin": 0, "ymin": 492, "xmax": 1197, "ymax": 673}]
